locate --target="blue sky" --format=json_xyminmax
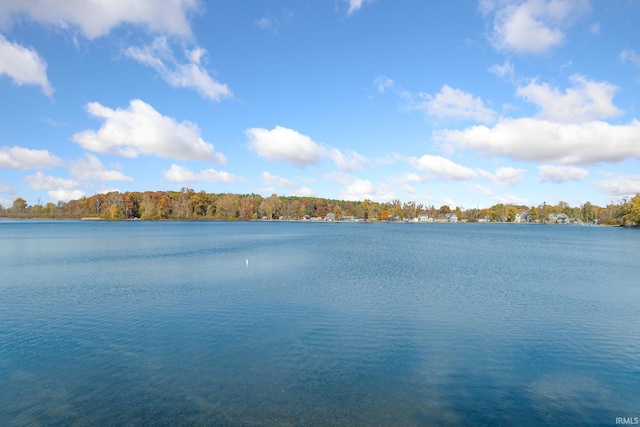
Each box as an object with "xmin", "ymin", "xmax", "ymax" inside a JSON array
[{"xmin": 1, "ymin": 0, "xmax": 640, "ymax": 210}]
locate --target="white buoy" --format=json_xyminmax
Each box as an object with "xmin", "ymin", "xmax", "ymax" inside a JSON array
[{"xmin": 246, "ymin": 258, "xmax": 249, "ymax": 267}]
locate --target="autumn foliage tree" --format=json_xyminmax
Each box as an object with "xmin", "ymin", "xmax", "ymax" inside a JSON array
[{"xmin": 2, "ymin": 190, "xmax": 639, "ymax": 226}]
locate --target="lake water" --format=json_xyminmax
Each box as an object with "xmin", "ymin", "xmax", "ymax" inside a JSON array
[{"xmin": 1, "ymin": 220, "xmax": 638, "ymax": 426}]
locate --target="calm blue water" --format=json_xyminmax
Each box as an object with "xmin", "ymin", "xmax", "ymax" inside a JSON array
[{"xmin": 1, "ymin": 220, "xmax": 638, "ymax": 426}]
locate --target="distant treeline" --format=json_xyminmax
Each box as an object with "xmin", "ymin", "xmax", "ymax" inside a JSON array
[{"xmin": 2, "ymin": 189, "xmax": 639, "ymax": 225}]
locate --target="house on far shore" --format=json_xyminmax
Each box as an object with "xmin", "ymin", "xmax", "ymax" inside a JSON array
[
  {"xmin": 514, "ymin": 210, "xmax": 530, "ymax": 223},
  {"xmin": 448, "ymin": 214, "xmax": 458, "ymax": 223},
  {"xmin": 325, "ymin": 213, "xmax": 335, "ymax": 221},
  {"xmin": 417, "ymin": 214, "xmax": 433, "ymax": 222},
  {"xmin": 548, "ymin": 213, "xmax": 569, "ymax": 223}
]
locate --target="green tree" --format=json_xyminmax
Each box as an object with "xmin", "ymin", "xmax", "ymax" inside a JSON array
[
  {"xmin": 581, "ymin": 201, "xmax": 595, "ymax": 223},
  {"xmin": 489, "ymin": 204, "xmax": 505, "ymax": 221}
]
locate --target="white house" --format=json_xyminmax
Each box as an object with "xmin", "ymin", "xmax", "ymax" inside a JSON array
[
  {"xmin": 417, "ymin": 214, "xmax": 432, "ymax": 222},
  {"xmin": 514, "ymin": 211, "xmax": 530, "ymax": 223}
]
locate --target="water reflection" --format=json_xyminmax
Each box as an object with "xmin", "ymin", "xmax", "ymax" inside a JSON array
[{"xmin": 1, "ymin": 221, "xmax": 638, "ymax": 425}]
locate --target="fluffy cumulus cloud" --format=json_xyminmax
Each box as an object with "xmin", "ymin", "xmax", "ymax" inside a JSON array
[
  {"xmin": 72, "ymin": 99, "xmax": 226, "ymax": 163},
  {"xmin": 47, "ymin": 188, "xmax": 85, "ymax": 202},
  {"xmin": 478, "ymin": 166, "xmax": 526, "ymax": 186},
  {"xmin": 125, "ymin": 37, "xmax": 231, "ymax": 102},
  {"xmin": 329, "ymin": 148, "xmax": 366, "ymax": 172},
  {"xmin": 517, "ymin": 75, "xmax": 621, "ymax": 122},
  {"xmin": 246, "ymin": 126, "xmax": 365, "ymax": 171},
  {"xmin": 0, "ymin": 0, "xmax": 199, "ymax": 39},
  {"xmin": 24, "ymin": 171, "xmax": 84, "ymax": 202},
  {"xmin": 0, "ymin": 145, "xmax": 61, "ymax": 169},
  {"xmin": 409, "ymin": 154, "xmax": 478, "ymax": 180},
  {"xmin": 345, "ymin": 0, "xmax": 374, "ymax": 15},
  {"xmin": 483, "ymin": 0, "xmax": 589, "ymax": 53},
  {"xmin": 247, "ymin": 126, "xmax": 326, "ymax": 168},
  {"xmin": 413, "ymin": 85, "xmax": 496, "ymax": 123},
  {"xmin": 0, "ymin": 33, "xmax": 53, "ymax": 95},
  {"xmin": 439, "ymin": 118, "xmax": 640, "ymax": 165},
  {"xmin": 595, "ymin": 173, "xmax": 640, "ymax": 196},
  {"xmin": 163, "ymin": 164, "xmax": 242, "ymax": 184},
  {"xmin": 341, "ymin": 178, "xmax": 387, "ymax": 201},
  {"xmin": 70, "ymin": 154, "xmax": 133, "ymax": 182},
  {"xmin": 24, "ymin": 171, "xmax": 77, "ymax": 190},
  {"xmin": 324, "ymin": 172, "xmax": 394, "ymax": 202},
  {"xmin": 538, "ymin": 164, "xmax": 588, "ymax": 183}
]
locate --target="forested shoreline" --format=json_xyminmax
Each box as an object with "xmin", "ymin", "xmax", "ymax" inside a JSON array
[{"xmin": 1, "ymin": 189, "xmax": 639, "ymax": 226}]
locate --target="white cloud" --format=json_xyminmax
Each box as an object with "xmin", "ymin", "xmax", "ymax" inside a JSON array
[
  {"xmin": 246, "ymin": 125, "xmax": 365, "ymax": 171},
  {"xmin": 0, "ymin": 33, "xmax": 53, "ymax": 95},
  {"xmin": 47, "ymin": 188, "xmax": 85, "ymax": 203},
  {"xmin": 478, "ymin": 166, "xmax": 526, "ymax": 186},
  {"xmin": 398, "ymin": 172, "xmax": 423, "ymax": 184},
  {"xmin": 409, "ymin": 154, "xmax": 478, "ymax": 180},
  {"xmin": 163, "ymin": 164, "xmax": 243, "ymax": 184},
  {"xmin": 261, "ymin": 171, "xmax": 296, "ymax": 188},
  {"xmin": 346, "ymin": 0, "xmax": 374, "ymax": 15},
  {"xmin": 439, "ymin": 118, "xmax": 640, "ymax": 166},
  {"xmin": 538, "ymin": 164, "xmax": 588, "ymax": 182},
  {"xmin": 0, "ymin": 0, "xmax": 199, "ymax": 39},
  {"xmin": 290, "ymin": 187, "xmax": 316, "ymax": 197},
  {"xmin": 488, "ymin": 60, "xmax": 515, "ymax": 79},
  {"xmin": 125, "ymin": 37, "xmax": 231, "ymax": 101},
  {"xmin": 0, "ymin": 145, "xmax": 61, "ymax": 169},
  {"xmin": 23, "ymin": 171, "xmax": 84, "ymax": 202},
  {"xmin": 72, "ymin": 99, "xmax": 226, "ymax": 163},
  {"xmin": 339, "ymin": 177, "xmax": 395, "ymax": 202},
  {"xmin": 373, "ymin": 75, "xmax": 394, "ymax": 93},
  {"xmin": 70, "ymin": 153, "xmax": 133, "ymax": 182},
  {"xmin": 413, "ymin": 85, "xmax": 496, "ymax": 123},
  {"xmin": 247, "ymin": 126, "xmax": 326, "ymax": 168},
  {"xmin": 24, "ymin": 171, "xmax": 78, "ymax": 190},
  {"xmin": 329, "ymin": 148, "xmax": 366, "ymax": 172},
  {"xmin": 486, "ymin": 0, "xmax": 588, "ymax": 53},
  {"xmin": 516, "ymin": 74, "xmax": 622, "ymax": 122},
  {"xmin": 342, "ymin": 178, "xmax": 376, "ymax": 200},
  {"xmin": 594, "ymin": 174, "xmax": 640, "ymax": 196},
  {"xmin": 620, "ymin": 49, "xmax": 640, "ymax": 68},
  {"xmin": 260, "ymin": 172, "xmax": 315, "ymax": 197}
]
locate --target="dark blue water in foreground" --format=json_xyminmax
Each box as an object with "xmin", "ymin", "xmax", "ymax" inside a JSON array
[{"xmin": 1, "ymin": 220, "xmax": 638, "ymax": 426}]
